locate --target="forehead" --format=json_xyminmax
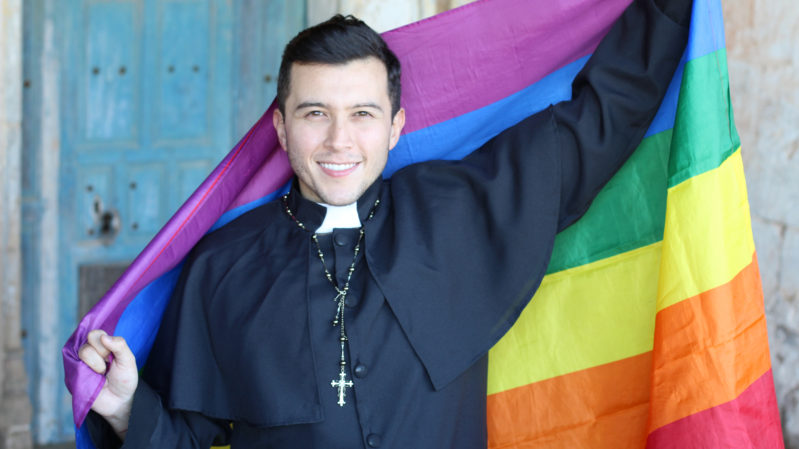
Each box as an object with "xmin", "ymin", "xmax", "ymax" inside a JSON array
[{"xmin": 286, "ymin": 57, "xmax": 390, "ymax": 107}]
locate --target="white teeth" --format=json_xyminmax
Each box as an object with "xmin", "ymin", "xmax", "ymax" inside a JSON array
[{"xmin": 320, "ymin": 162, "xmax": 357, "ymax": 171}]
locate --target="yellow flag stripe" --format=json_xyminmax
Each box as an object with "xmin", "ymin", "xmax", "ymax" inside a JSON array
[
  {"xmin": 488, "ymin": 149, "xmax": 754, "ymax": 395},
  {"xmin": 657, "ymin": 148, "xmax": 753, "ymax": 311},
  {"xmin": 487, "ymin": 243, "xmax": 661, "ymax": 395}
]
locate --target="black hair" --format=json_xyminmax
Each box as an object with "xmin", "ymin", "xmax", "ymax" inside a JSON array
[{"xmin": 277, "ymin": 15, "xmax": 402, "ymax": 117}]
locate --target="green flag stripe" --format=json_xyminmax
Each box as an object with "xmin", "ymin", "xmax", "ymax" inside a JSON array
[
  {"xmin": 547, "ymin": 130, "xmax": 670, "ymax": 274},
  {"xmin": 669, "ymin": 48, "xmax": 740, "ymax": 187},
  {"xmin": 547, "ymin": 48, "xmax": 737, "ymax": 274}
]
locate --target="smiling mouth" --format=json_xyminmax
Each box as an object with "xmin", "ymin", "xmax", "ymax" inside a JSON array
[{"xmin": 319, "ymin": 162, "xmax": 359, "ymax": 172}]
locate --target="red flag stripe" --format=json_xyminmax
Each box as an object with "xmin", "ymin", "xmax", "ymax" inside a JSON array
[{"xmin": 646, "ymin": 370, "xmax": 784, "ymax": 448}]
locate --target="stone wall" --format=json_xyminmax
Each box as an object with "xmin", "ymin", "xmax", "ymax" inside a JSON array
[
  {"xmin": 307, "ymin": 0, "xmax": 444, "ymax": 30},
  {"xmin": 0, "ymin": 0, "xmax": 34, "ymax": 448},
  {"xmin": 722, "ymin": 1, "xmax": 799, "ymax": 447}
]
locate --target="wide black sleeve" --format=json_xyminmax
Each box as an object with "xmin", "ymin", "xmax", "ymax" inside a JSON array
[
  {"xmin": 84, "ymin": 239, "xmax": 238, "ymax": 448},
  {"xmin": 85, "ymin": 381, "xmax": 231, "ymax": 449},
  {"xmin": 554, "ymin": 0, "xmax": 691, "ymax": 230},
  {"xmin": 85, "ymin": 201, "xmax": 324, "ymax": 447},
  {"xmin": 370, "ymin": 0, "xmax": 692, "ymax": 391}
]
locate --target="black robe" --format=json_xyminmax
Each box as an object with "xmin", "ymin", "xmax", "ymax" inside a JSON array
[{"xmin": 88, "ymin": 0, "xmax": 691, "ymax": 446}]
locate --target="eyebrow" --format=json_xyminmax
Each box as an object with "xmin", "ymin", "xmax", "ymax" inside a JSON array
[
  {"xmin": 294, "ymin": 101, "xmax": 383, "ymax": 112},
  {"xmin": 295, "ymin": 101, "xmax": 326, "ymax": 110},
  {"xmin": 352, "ymin": 102, "xmax": 383, "ymax": 112}
]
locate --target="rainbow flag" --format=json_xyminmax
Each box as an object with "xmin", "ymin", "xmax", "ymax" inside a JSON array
[{"xmin": 63, "ymin": 0, "xmax": 784, "ymax": 447}]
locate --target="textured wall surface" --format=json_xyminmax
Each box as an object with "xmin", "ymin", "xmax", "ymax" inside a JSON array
[
  {"xmin": 307, "ymin": 0, "xmax": 443, "ymax": 30},
  {"xmin": 0, "ymin": 0, "xmax": 34, "ymax": 448},
  {"xmin": 722, "ymin": 1, "xmax": 799, "ymax": 446}
]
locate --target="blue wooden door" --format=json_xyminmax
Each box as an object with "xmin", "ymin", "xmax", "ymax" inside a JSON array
[
  {"xmin": 21, "ymin": 0, "xmax": 305, "ymax": 443},
  {"xmin": 56, "ymin": 0, "xmax": 234, "ymax": 439},
  {"xmin": 60, "ymin": 0, "xmax": 234, "ymax": 321}
]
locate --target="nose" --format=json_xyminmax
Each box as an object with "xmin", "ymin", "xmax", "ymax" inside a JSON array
[{"xmin": 325, "ymin": 117, "xmax": 353, "ymax": 151}]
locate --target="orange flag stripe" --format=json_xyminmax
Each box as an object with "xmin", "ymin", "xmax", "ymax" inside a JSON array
[
  {"xmin": 486, "ymin": 352, "xmax": 652, "ymax": 449},
  {"xmin": 647, "ymin": 253, "xmax": 770, "ymax": 432}
]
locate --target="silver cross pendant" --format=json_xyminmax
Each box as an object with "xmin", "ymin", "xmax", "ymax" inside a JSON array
[{"xmin": 330, "ymin": 369, "xmax": 354, "ymax": 407}]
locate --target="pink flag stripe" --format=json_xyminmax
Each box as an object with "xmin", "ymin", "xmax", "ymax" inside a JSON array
[{"xmin": 645, "ymin": 370, "xmax": 785, "ymax": 448}]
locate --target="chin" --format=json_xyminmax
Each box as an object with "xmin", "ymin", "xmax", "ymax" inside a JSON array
[
  {"xmin": 316, "ymin": 178, "xmax": 373, "ymax": 205},
  {"xmin": 312, "ymin": 185, "xmax": 356, "ymax": 205},
  {"xmin": 321, "ymin": 193, "xmax": 361, "ymax": 206},
  {"xmin": 311, "ymin": 176, "xmax": 378, "ymax": 206}
]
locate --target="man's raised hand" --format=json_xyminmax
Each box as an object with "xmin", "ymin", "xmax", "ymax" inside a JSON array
[{"xmin": 78, "ymin": 329, "xmax": 138, "ymax": 439}]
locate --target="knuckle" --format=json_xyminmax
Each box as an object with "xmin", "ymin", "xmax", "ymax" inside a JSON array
[
  {"xmin": 87, "ymin": 329, "xmax": 107, "ymax": 340},
  {"xmin": 111, "ymin": 336, "xmax": 130, "ymax": 353},
  {"xmin": 77, "ymin": 345, "xmax": 92, "ymax": 360},
  {"xmin": 78, "ymin": 348, "xmax": 106, "ymax": 373}
]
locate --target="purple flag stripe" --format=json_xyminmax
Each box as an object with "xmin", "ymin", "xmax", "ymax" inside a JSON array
[
  {"xmin": 384, "ymin": 0, "xmax": 631, "ymax": 134},
  {"xmin": 229, "ymin": 0, "xmax": 636, "ymax": 210}
]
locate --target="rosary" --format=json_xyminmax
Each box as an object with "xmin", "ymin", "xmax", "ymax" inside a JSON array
[{"xmin": 282, "ymin": 194, "xmax": 380, "ymax": 407}]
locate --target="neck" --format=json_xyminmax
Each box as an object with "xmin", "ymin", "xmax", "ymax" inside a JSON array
[{"xmin": 315, "ymin": 202, "xmax": 361, "ymax": 233}]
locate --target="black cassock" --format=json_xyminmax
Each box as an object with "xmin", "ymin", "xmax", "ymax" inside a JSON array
[{"xmin": 88, "ymin": 0, "xmax": 691, "ymax": 447}]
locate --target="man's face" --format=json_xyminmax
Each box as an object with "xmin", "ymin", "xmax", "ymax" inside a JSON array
[{"xmin": 273, "ymin": 57, "xmax": 405, "ymax": 206}]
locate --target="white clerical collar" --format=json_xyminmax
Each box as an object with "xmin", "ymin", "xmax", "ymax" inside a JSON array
[{"xmin": 315, "ymin": 202, "xmax": 361, "ymax": 233}]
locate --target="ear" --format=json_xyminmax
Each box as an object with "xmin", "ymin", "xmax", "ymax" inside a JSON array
[
  {"xmin": 388, "ymin": 108, "xmax": 406, "ymax": 151},
  {"xmin": 273, "ymin": 108, "xmax": 288, "ymax": 151}
]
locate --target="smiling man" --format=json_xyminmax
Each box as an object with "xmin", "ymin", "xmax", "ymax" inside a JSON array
[
  {"xmin": 274, "ymin": 57, "xmax": 405, "ymax": 206},
  {"xmin": 79, "ymin": 1, "xmax": 692, "ymax": 447}
]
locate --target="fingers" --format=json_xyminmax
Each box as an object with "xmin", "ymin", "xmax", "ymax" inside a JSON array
[
  {"xmin": 78, "ymin": 330, "xmax": 136, "ymax": 374},
  {"xmin": 100, "ymin": 334, "xmax": 137, "ymax": 371},
  {"xmin": 78, "ymin": 330, "xmax": 109, "ymax": 375},
  {"xmin": 86, "ymin": 329, "xmax": 111, "ymax": 358}
]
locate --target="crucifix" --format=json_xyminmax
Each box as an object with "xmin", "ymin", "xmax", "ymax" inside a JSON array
[
  {"xmin": 331, "ymin": 369, "xmax": 354, "ymax": 407},
  {"xmin": 330, "ymin": 299, "xmax": 355, "ymax": 407}
]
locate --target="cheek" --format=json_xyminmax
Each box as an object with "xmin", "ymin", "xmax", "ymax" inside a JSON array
[
  {"xmin": 356, "ymin": 126, "xmax": 392, "ymax": 152},
  {"xmin": 285, "ymin": 125, "xmax": 322, "ymax": 159}
]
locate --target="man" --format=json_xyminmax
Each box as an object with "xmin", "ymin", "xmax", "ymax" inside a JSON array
[{"xmin": 79, "ymin": 0, "xmax": 692, "ymax": 446}]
